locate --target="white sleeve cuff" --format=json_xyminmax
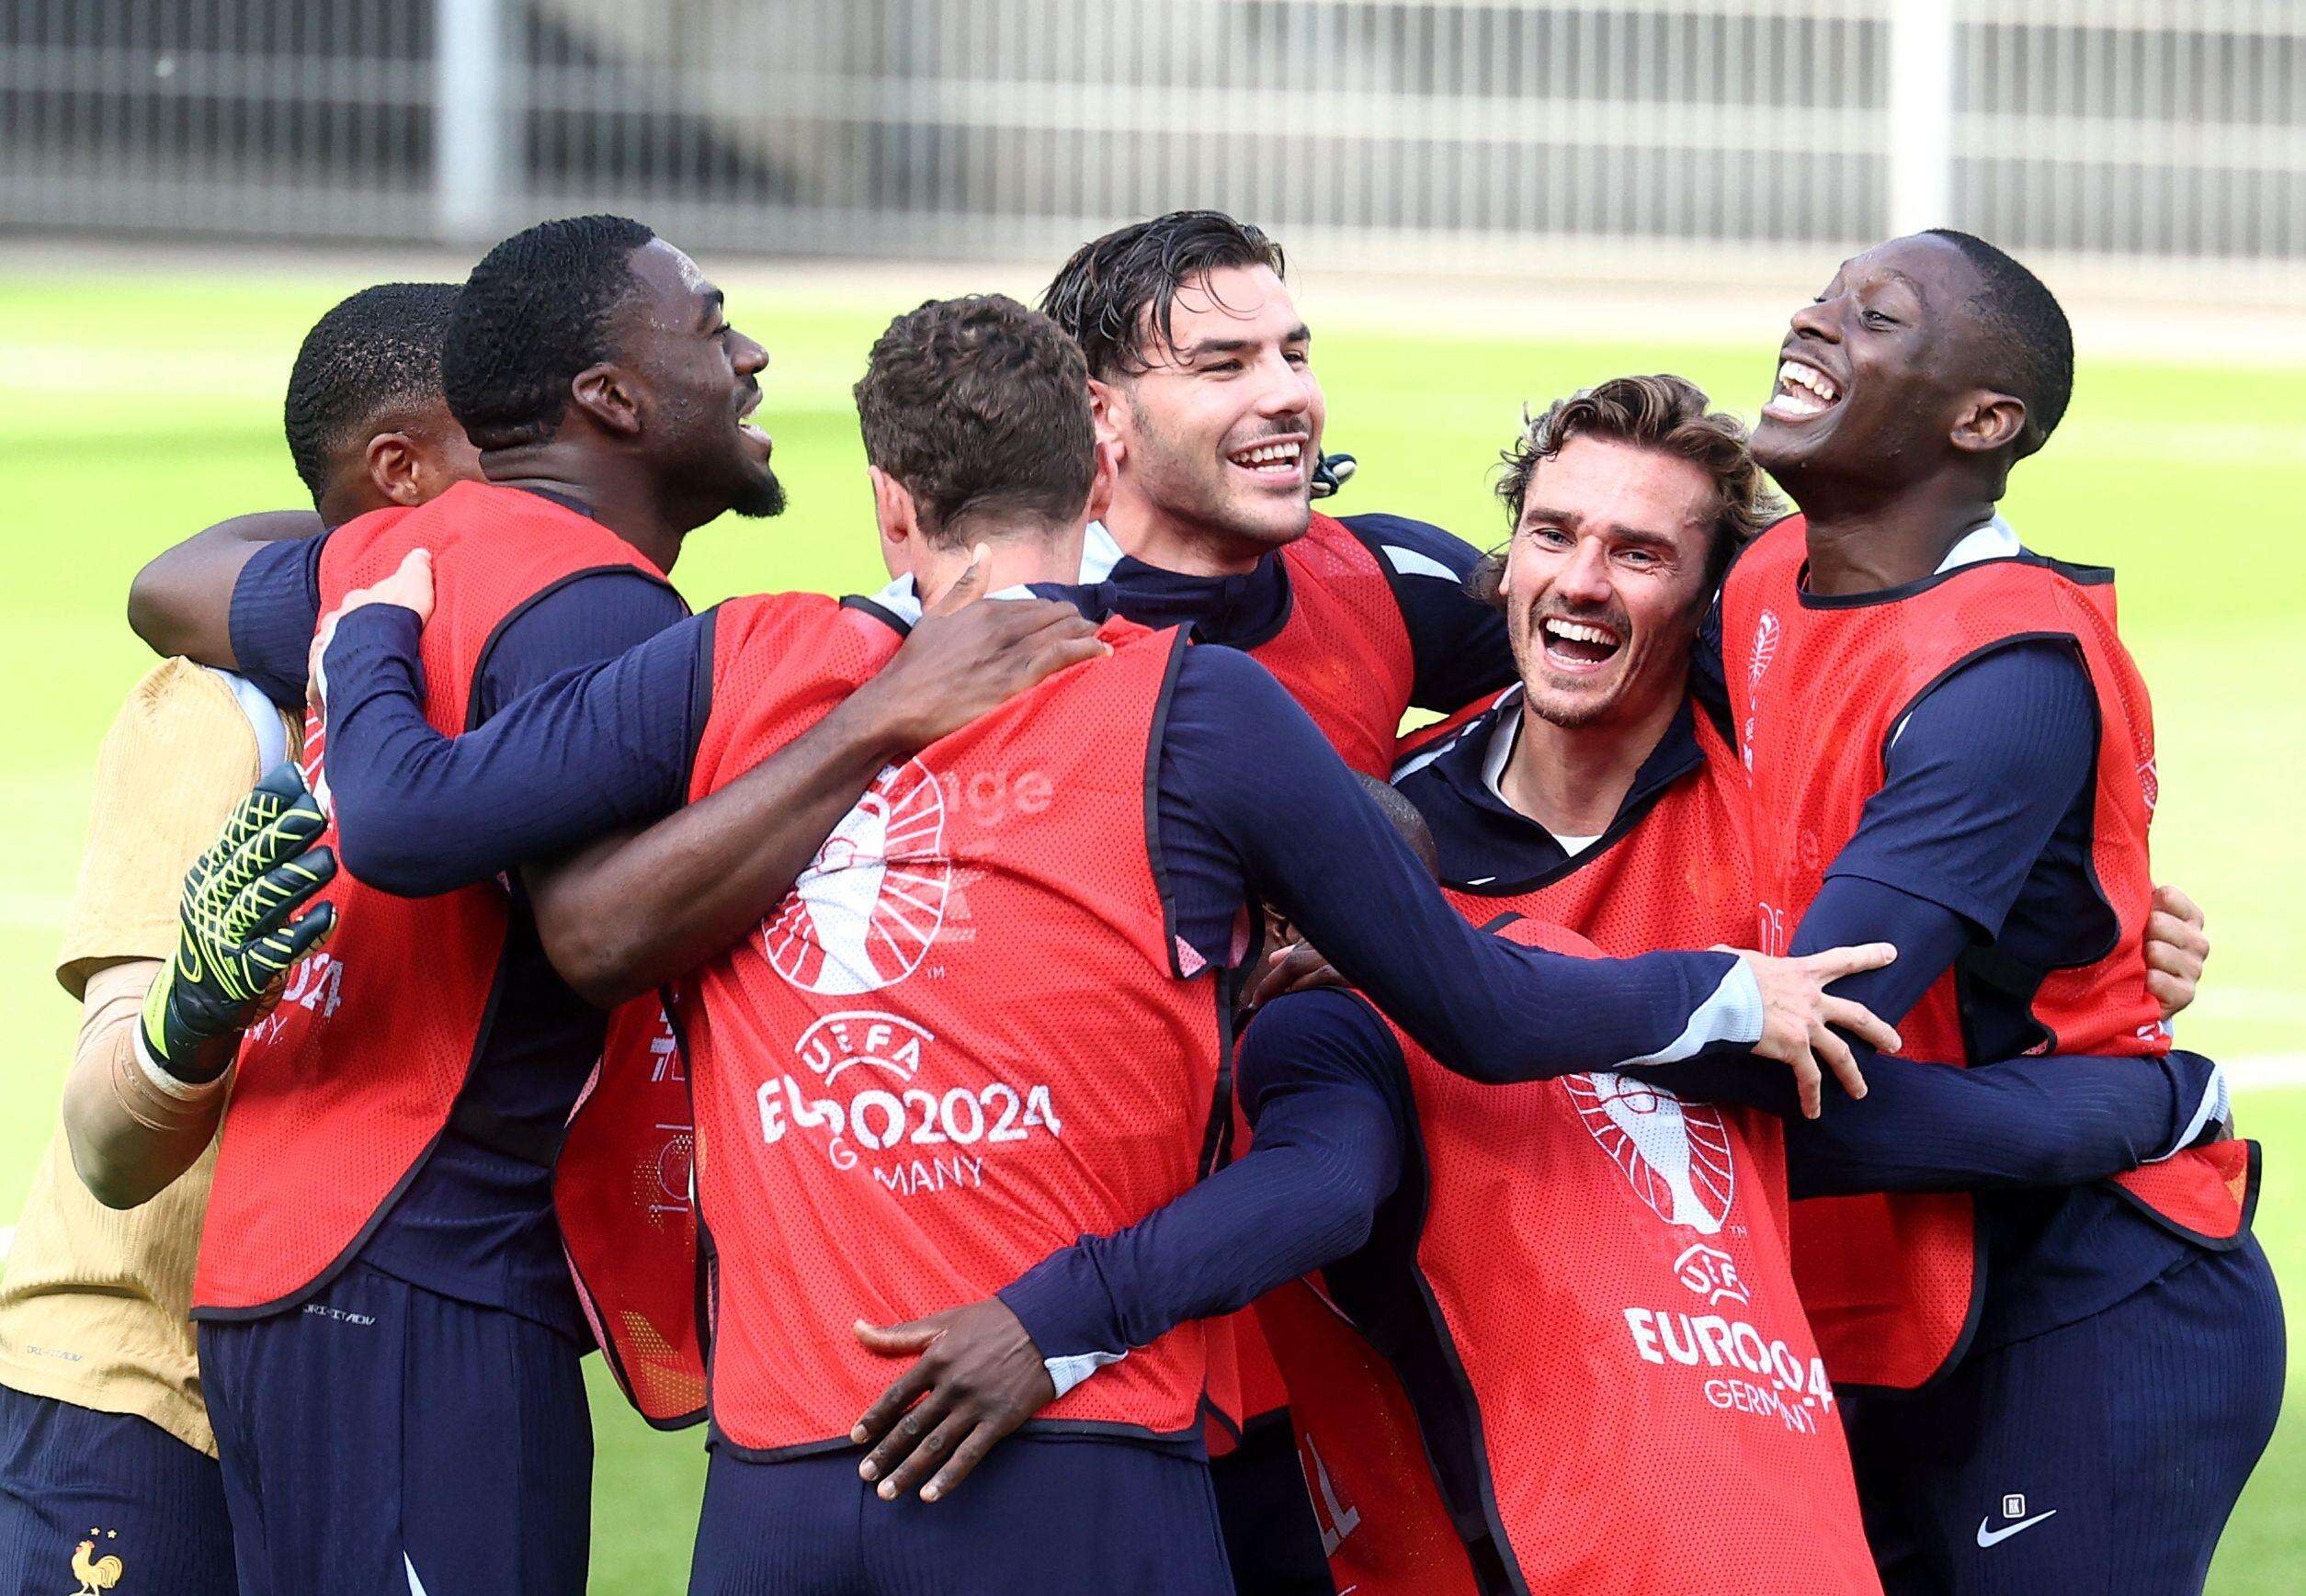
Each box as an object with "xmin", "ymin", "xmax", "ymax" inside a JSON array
[
  {"xmin": 2152, "ymin": 1057, "xmax": 2231, "ymax": 1162},
  {"xmin": 1615, "ymin": 958, "xmax": 1765, "ymax": 1067},
  {"xmin": 1042, "ymin": 1348, "xmax": 1127, "ymax": 1400}
]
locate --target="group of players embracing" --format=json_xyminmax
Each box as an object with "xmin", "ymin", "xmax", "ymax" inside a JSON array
[{"xmin": 0, "ymin": 207, "xmax": 2282, "ymax": 1596}]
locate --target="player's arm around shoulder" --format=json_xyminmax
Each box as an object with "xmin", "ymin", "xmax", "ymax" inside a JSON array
[
  {"xmin": 125, "ymin": 508, "xmax": 324, "ymax": 666},
  {"xmin": 57, "ymin": 659, "xmax": 297, "ymax": 1207}
]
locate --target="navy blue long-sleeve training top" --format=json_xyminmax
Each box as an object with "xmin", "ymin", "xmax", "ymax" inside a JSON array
[
  {"xmin": 999, "ymin": 984, "xmax": 2219, "ymax": 1366},
  {"xmin": 314, "ymin": 590, "xmax": 1770, "ymax": 1085},
  {"xmin": 1077, "ymin": 511, "xmax": 1516, "ymax": 716},
  {"xmin": 1778, "ymin": 638, "xmax": 2209, "ymax": 1348},
  {"xmin": 994, "ymin": 641, "xmax": 2224, "ymax": 1372},
  {"xmin": 228, "ymin": 517, "xmax": 690, "ymax": 1340}
]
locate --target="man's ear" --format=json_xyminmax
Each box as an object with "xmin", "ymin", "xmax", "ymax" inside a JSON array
[
  {"xmin": 1086, "ymin": 377, "xmax": 1127, "ymax": 464},
  {"xmin": 1950, "ymin": 390, "xmax": 2029, "ymax": 457},
  {"xmin": 569, "ymin": 362, "xmax": 643, "ymax": 437},
  {"xmin": 1084, "ymin": 439, "xmax": 1117, "ymax": 526},
  {"xmin": 365, "ymin": 432, "xmax": 427, "ymax": 508},
  {"xmin": 869, "ymin": 465, "xmax": 922, "ymax": 577},
  {"xmin": 1495, "ymin": 536, "xmax": 1521, "ymax": 602}
]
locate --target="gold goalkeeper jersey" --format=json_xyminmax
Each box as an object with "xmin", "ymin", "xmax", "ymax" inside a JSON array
[{"xmin": 0, "ymin": 658, "xmax": 295, "ymax": 1456}]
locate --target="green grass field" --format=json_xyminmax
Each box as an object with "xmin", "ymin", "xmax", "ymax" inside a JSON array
[{"xmin": 1, "ymin": 264, "xmax": 2299, "ymax": 1590}]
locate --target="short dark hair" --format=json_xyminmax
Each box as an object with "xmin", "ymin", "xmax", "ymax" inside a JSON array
[
  {"xmin": 1352, "ymin": 771, "xmax": 1439, "ymax": 880},
  {"xmin": 1922, "ymin": 228, "xmax": 2075, "ymax": 453},
  {"xmin": 282, "ymin": 282, "xmax": 459, "ymax": 502},
  {"xmin": 442, "ymin": 213, "xmax": 656, "ymax": 451},
  {"xmin": 1040, "ymin": 209, "xmax": 1287, "ymax": 380},
  {"xmin": 854, "ymin": 295, "xmax": 1096, "ymax": 546},
  {"xmin": 1479, "ymin": 374, "xmax": 1781, "ymax": 602}
]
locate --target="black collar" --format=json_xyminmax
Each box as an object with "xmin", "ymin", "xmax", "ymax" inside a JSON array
[
  {"xmin": 507, "ymin": 483, "xmax": 595, "ymax": 520},
  {"xmin": 1095, "ymin": 548, "xmax": 1292, "ymax": 650},
  {"xmin": 1399, "ymin": 689, "xmax": 1709, "ymax": 897}
]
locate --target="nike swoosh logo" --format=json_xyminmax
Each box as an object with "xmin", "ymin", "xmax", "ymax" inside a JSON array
[{"xmin": 1975, "ymin": 1510, "xmax": 2058, "ymax": 1547}]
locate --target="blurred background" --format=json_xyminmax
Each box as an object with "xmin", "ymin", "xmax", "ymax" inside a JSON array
[
  {"xmin": 3, "ymin": 2, "xmax": 2301, "ymax": 1590},
  {"xmin": 6, "ymin": 0, "xmax": 2304, "ymax": 289}
]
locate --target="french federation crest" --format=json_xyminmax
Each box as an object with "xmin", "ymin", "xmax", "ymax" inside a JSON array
[
  {"xmin": 1562, "ymin": 1072, "xmax": 1736, "ymax": 1234},
  {"xmin": 765, "ymin": 760, "xmax": 950, "ymax": 994}
]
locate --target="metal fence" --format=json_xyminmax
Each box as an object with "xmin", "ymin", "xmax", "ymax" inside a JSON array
[{"xmin": 4, "ymin": 1, "xmax": 2300, "ymax": 291}]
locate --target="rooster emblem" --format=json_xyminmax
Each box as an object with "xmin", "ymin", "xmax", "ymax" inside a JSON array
[{"xmin": 71, "ymin": 1532, "xmax": 123, "ymax": 1594}]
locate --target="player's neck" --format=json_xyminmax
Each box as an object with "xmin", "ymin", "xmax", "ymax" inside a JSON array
[
  {"xmin": 315, "ymin": 482, "xmax": 391, "ymax": 530},
  {"xmin": 480, "ymin": 447, "xmax": 689, "ymax": 574},
  {"xmin": 1797, "ymin": 475, "xmax": 1999, "ymax": 596},
  {"xmin": 1499, "ymin": 679, "xmax": 1683, "ymax": 841},
  {"xmin": 1100, "ymin": 493, "xmax": 1267, "ymax": 578},
  {"xmin": 913, "ymin": 523, "xmax": 1085, "ymax": 607}
]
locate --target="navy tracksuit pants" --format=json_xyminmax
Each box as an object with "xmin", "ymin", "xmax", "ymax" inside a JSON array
[
  {"xmin": 687, "ymin": 1432, "xmax": 1234, "ymax": 1595},
  {"xmin": 0, "ymin": 1383, "xmax": 236, "ymax": 1596},
  {"xmin": 1843, "ymin": 1238, "xmax": 2284, "ymax": 1595},
  {"xmin": 198, "ymin": 1259, "xmax": 595, "ymax": 1595}
]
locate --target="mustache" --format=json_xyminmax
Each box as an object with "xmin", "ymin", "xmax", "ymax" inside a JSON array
[
  {"xmin": 1528, "ymin": 600, "xmax": 1632, "ymax": 637},
  {"xmin": 1224, "ymin": 421, "xmax": 1309, "ymax": 447}
]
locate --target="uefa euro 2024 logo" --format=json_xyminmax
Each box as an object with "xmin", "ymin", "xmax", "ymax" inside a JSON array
[
  {"xmin": 765, "ymin": 759, "xmax": 951, "ymax": 995},
  {"xmin": 1562, "ymin": 1072, "xmax": 1737, "ymax": 1236}
]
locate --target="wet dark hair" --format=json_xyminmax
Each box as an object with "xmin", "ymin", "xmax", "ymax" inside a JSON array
[
  {"xmin": 282, "ymin": 282, "xmax": 459, "ymax": 503},
  {"xmin": 855, "ymin": 295, "xmax": 1096, "ymax": 546},
  {"xmin": 1040, "ymin": 209, "xmax": 1287, "ymax": 380},
  {"xmin": 1474, "ymin": 373, "xmax": 1781, "ymax": 605},
  {"xmin": 1922, "ymin": 228, "xmax": 2075, "ymax": 455},
  {"xmin": 442, "ymin": 213, "xmax": 656, "ymax": 450}
]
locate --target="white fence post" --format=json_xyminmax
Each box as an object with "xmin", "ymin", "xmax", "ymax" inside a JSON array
[
  {"xmin": 435, "ymin": 0, "xmax": 510, "ymax": 244},
  {"xmin": 1886, "ymin": 0, "xmax": 1956, "ymax": 236}
]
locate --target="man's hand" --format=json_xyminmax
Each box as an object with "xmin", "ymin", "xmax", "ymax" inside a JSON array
[
  {"xmin": 2145, "ymin": 884, "xmax": 2209, "ymax": 1024},
  {"xmin": 848, "ymin": 547, "xmax": 1110, "ymax": 753},
  {"xmin": 1239, "ymin": 935, "xmax": 1347, "ymax": 1016},
  {"xmin": 141, "ymin": 764, "xmax": 337, "ymax": 1084},
  {"xmin": 309, "ymin": 547, "xmax": 436, "ymax": 708},
  {"xmin": 848, "ymin": 1299, "xmax": 1058, "ymax": 1504},
  {"xmin": 1729, "ymin": 944, "xmax": 1903, "ymax": 1119}
]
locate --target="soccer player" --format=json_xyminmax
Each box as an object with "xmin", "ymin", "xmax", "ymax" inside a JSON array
[
  {"xmin": 1724, "ymin": 230, "xmax": 2282, "ymax": 1591},
  {"xmin": 835, "ymin": 377, "xmax": 2226, "ymax": 1594},
  {"xmin": 1042, "ymin": 209, "xmax": 1513, "ymax": 770},
  {"xmin": 301, "ymin": 294, "xmax": 1897, "ymax": 1592},
  {"xmin": 0, "ymin": 283, "xmax": 471, "ymax": 1595},
  {"xmin": 119, "ymin": 217, "xmax": 772, "ymax": 1592},
  {"xmin": 1040, "ymin": 210, "xmax": 1519, "ymax": 1579}
]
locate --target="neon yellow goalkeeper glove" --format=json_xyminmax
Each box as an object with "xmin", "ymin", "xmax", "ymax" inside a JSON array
[{"xmin": 140, "ymin": 763, "xmax": 337, "ymax": 1084}]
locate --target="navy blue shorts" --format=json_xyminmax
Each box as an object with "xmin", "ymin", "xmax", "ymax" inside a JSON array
[
  {"xmin": 687, "ymin": 1434, "xmax": 1233, "ymax": 1595},
  {"xmin": 1843, "ymin": 1237, "xmax": 2286, "ymax": 1595},
  {"xmin": 197, "ymin": 1259, "xmax": 594, "ymax": 1595},
  {"xmin": 0, "ymin": 1383, "xmax": 234, "ymax": 1596}
]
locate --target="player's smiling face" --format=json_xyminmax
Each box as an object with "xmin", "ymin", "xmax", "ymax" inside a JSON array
[
  {"xmin": 1500, "ymin": 435, "xmax": 1718, "ymax": 730},
  {"xmin": 1101, "ymin": 264, "xmax": 1324, "ymax": 561},
  {"xmin": 621, "ymin": 239, "xmax": 783, "ymax": 521},
  {"xmin": 1752, "ymin": 234, "xmax": 1978, "ymax": 493}
]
